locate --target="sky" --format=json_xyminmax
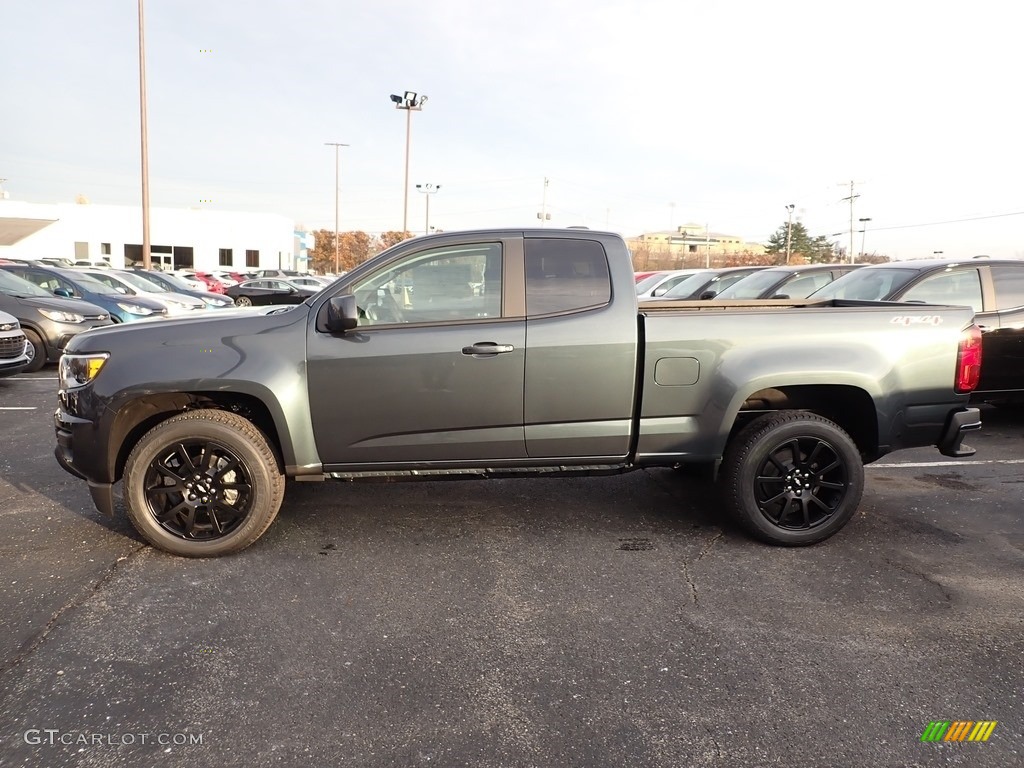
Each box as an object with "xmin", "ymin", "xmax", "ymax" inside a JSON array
[{"xmin": 2, "ymin": 0, "xmax": 1022, "ymax": 260}]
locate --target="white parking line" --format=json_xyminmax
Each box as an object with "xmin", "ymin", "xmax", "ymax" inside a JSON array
[
  {"xmin": 869, "ymin": 459, "xmax": 1024, "ymax": 468},
  {"xmin": 0, "ymin": 407, "xmax": 37, "ymax": 410}
]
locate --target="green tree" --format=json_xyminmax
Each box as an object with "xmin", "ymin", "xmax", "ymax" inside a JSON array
[{"xmin": 766, "ymin": 221, "xmax": 836, "ymax": 264}]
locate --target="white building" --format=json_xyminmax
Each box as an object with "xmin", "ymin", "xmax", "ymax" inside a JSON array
[{"xmin": 0, "ymin": 199, "xmax": 299, "ymax": 272}]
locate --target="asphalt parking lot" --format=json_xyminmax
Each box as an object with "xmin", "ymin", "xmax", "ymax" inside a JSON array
[{"xmin": 0, "ymin": 370, "xmax": 1021, "ymax": 767}]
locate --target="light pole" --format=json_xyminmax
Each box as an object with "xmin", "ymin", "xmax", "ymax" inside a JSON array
[
  {"xmin": 858, "ymin": 217, "xmax": 872, "ymax": 262},
  {"xmin": 785, "ymin": 203, "xmax": 795, "ymax": 264},
  {"xmin": 390, "ymin": 91, "xmax": 427, "ymax": 234},
  {"xmin": 416, "ymin": 183, "xmax": 441, "ymax": 235},
  {"xmin": 324, "ymin": 142, "xmax": 349, "ymax": 274},
  {"xmin": 138, "ymin": 0, "xmax": 151, "ymax": 269}
]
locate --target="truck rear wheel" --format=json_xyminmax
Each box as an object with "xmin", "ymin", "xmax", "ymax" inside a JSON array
[
  {"xmin": 123, "ymin": 409, "xmax": 285, "ymax": 557},
  {"xmin": 721, "ymin": 411, "xmax": 864, "ymax": 546}
]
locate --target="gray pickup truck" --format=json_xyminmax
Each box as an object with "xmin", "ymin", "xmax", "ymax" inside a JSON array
[{"xmin": 54, "ymin": 229, "xmax": 982, "ymax": 557}]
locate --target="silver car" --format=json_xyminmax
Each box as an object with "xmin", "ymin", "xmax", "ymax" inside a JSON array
[
  {"xmin": 0, "ymin": 309, "xmax": 30, "ymax": 378},
  {"xmin": 78, "ymin": 269, "xmax": 207, "ymax": 315}
]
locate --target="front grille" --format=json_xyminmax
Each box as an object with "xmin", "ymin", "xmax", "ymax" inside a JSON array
[{"xmin": 0, "ymin": 334, "xmax": 26, "ymax": 360}]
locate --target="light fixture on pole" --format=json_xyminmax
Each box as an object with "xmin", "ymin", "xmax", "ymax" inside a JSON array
[
  {"xmin": 416, "ymin": 183, "xmax": 441, "ymax": 235},
  {"xmin": 324, "ymin": 142, "xmax": 349, "ymax": 275},
  {"xmin": 537, "ymin": 177, "xmax": 550, "ymax": 226},
  {"xmin": 858, "ymin": 217, "xmax": 872, "ymax": 262},
  {"xmin": 785, "ymin": 204, "xmax": 795, "ymax": 264},
  {"xmin": 390, "ymin": 91, "xmax": 428, "ymax": 234}
]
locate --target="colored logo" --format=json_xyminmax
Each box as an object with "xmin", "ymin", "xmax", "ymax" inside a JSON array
[{"xmin": 921, "ymin": 721, "xmax": 997, "ymax": 742}]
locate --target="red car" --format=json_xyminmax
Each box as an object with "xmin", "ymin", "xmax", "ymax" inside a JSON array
[
  {"xmin": 634, "ymin": 271, "xmax": 658, "ymax": 282},
  {"xmin": 192, "ymin": 272, "xmax": 227, "ymax": 294}
]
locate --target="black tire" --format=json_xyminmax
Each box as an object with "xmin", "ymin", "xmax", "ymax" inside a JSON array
[
  {"xmin": 234, "ymin": 296, "xmax": 253, "ymax": 307},
  {"xmin": 123, "ymin": 409, "xmax": 285, "ymax": 557},
  {"xmin": 22, "ymin": 328, "xmax": 46, "ymax": 373},
  {"xmin": 720, "ymin": 411, "xmax": 864, "ymax": 546}
]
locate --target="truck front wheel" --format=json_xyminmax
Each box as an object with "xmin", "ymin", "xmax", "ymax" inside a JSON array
[
  {"xmin": 721, "ymin": 411, "xmax": 864, "ymax": 546},
  {"xmin": 123, "ymin": 409, "xmax": 285, "ymax": 557}
]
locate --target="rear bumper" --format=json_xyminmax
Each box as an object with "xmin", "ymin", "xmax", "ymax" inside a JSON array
[{"xmin": 937, "ymin": 407, "xmax": 982, "ymax": 457}]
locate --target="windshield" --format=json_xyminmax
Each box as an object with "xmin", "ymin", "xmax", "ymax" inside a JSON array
[
  {"xmin": 809, "ymin": 267, "xmax": 919, "ymax": 301},
  {"xmin": 716, "ymin": 269, "xmax": 789, "ymax": 299},
  {"xmin": 661, "ymin": 272, "xmax": 714, "ymax": 298},
  {"xmin": 0, "ymin": 269, "xmax": 54, "ymax": 297},
  {"xmin": 117, "ymin": 271, "xmax": 168, "ymax": 292},
  {"xmin": 62, "ymin": 272, "xmax": 123, "ymax": 295},
  {"xmin": 634, "ymin": 273, "xmax": 668, "ymax": 294},
  {"xmin": 152, "ymin": 272, "xmax": 193, "ymax": 291}
]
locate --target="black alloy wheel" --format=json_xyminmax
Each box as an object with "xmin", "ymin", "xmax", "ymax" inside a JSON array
[{"xmin": 721, "ymin": 411, "xmax": 864, "ymax": 546}]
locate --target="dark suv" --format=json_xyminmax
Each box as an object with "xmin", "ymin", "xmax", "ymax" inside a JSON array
[
  {"xmin": 811, "ymin": 258, "xmax": 1024, "ymax": 400},
  {"xmin": 715, "ymin": 263, "xmax": 863, "ymax": 300},
  {"xmin": 0, "ymin": 269, "xmax": 113, "ymax": 372}
]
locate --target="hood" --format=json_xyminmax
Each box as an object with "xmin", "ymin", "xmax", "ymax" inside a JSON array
[{"xmin": 7, "ymin": 293, "xmax": 110, "ymax": 319}]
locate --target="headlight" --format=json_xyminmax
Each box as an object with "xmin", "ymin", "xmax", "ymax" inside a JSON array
[
  {"xmin": 202, "ymin": 297, "xmax": 233, "ymax": 307},
  {"xmin": 117, "ymin": 302, "xmax": 155, "ymax": 315},
  {"xmin": 38, "ymin": 308, "xmax": 85, "ymax": 323},
  {"xmin": 59, "ymin": 353, "xmax": 109, "ymax": 389}
]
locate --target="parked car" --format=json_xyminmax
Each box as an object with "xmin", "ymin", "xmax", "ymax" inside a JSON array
[
  {"xmin": 715, "ymin": 263, "xmax": 863, "ymax": 300},
  {"xmin": 226, "ymin": 279, "xmax": 319, "ymax": 306},
  {"xmin": 167, "ymin": 271, "xmax": 210, "ymax": 292},
  {"xmin": 633, "ymin": 271, "xmax": 658, "ymax": 282},
  {"xmin": 645, "ymin": 266, "xmax": 769, "ymax": 301},
  {"xmin": 189, "ymin": 272, "xmax": 228, "ymax": 294},
  {"xmin": 635, "ymin": 269, "xmax": 708, "ymax": 299},
  {"xmin": 288, "ymin": 275, "xmax": 333, "ymax": 290},
  {"xmin": 54, "ymin": 228, "xmax": 981, "ymax": 556},
  {"xmin": 0, "ymin": 263, "xmax": 168, "ymax": 324},
  {"xmin": 256, "ymin": 269, "xmax": 303, "ymax": 280},
  {"xmin": 809, "ymin": 258, "xmax": 1024, "ymax": 401},
  {"xmin": 0, "ymin": 269, "xmax": 114, "ymax": 371},
  {"xmin": 0, "ymin": 309, "xmax": 31, "ymax": 377},
  {"xmin": 73, "ymin": 259, "xmax": 113, "ymax": 269},
  {"xmin": 77, "ymin": 269, "xmax": 207, "ymax": 315},
  {"xmin": 129, "ymin": 269, "xmax": 236, "ymax": 309}
]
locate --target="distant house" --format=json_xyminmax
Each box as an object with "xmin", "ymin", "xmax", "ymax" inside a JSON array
[{"xmin": 0, "ymin": 199, "xmax": 302, "ymax": 272}]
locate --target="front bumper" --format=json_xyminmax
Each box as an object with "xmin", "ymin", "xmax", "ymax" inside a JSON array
[{"xmin": 937, "ymin": 407, "xmax": 982, "ymax": 457}]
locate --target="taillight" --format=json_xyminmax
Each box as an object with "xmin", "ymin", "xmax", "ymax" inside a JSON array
[{"xmin": 955, "ymin": 324, "xmax": 983, "ymax": 393}]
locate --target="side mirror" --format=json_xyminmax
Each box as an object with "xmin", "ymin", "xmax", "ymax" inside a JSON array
[
  {"xmin": 698, "ymin": 290, "xmax": 717, "ymax": 300},
  {"xmin": 653, "ymin": 286, "xmax": 667, "ymax": 297},
  {"xmin": 326, "ymin": 295, "xmax": 359, "ymax": 332},
  {"xmin": 53, "ymin": 288, "xmax": 73, "ymax": 298}
]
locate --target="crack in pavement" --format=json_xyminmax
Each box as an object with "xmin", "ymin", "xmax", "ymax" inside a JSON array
[
  {"xmin": 883, "ymin": 557, "xmax": 954, "ymax": 606},
  {"xmin": 0, "ymin": 544, "xmax": 148, "ymax": 677},
  {"xmin": 682, "ymin": 531, "xmax": 726, "ymax": 606}
]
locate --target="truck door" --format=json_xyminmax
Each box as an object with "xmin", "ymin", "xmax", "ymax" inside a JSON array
[
  {"xmin": 522, "ymin": 237, "xmax": 638, "ymax": 459},
  {"xmin": 307, "ymin": 238, "xmax": 527, "ymax": 466}
]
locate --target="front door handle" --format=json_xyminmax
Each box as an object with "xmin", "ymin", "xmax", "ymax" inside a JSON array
[{"xmin": 462, "ymin": 342, "xmax": 515, "ymax": 356}]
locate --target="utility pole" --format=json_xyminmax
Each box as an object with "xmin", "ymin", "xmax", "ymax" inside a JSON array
[
  {"xmin": 785, "ymin": 203, "xmax": 795, "ymax": 264},
  {"xmin": 839, "ymin": 180, "xmax": 861, "ymax": 265},
  {"xmin": 537, "ymin": 177, "xmax": 550, "ymax": 227},
  {"xmin": 705, "ymin": 222, "xmax": 711, "ymax": 268},
  {"xmin": 138, "ymin": 0, "xmax": 151, "ymax": 269},
  {"xmin": 325, "ymin": 142, "xmax": 349, "ymax": 274}
]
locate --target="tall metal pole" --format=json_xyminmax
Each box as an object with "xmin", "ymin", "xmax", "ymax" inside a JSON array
[
  {"xmin": 704, "ymin": 223, "xmax": 711, "ymax": 269},
  {"xmin": 416, "ymin": 184, "xmax": 441, "ymax": 235},
  {"xmin": 858, "ymin": 217, "xmax": 872, "ymax": 261},
  {"xmin": 138, "ymin": 0, "xmax": 151, "ymax": 270},
  {"xmin": 403, "ymin": 108, "xmax": 411, "ymax": 234},
  {"xmin": 325, "ymin": 142, "xmax": 349, "ymax": 274},
  {"xmin": 785, "ymin": 203, "xmax": 795, "ymax": 264},
  {"xmin": 840, "ymin": 181, "xmax": 861, "ymax": 264},
  {"xmin": 391, "ymin": 92, "xmax": 426, "ymax": 235},
  {"xmin": 541, "ymin": 177, "xmax": 549, "ymax": 227}
]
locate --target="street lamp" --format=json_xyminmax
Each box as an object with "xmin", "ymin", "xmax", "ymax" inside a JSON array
[
  {"xmin": 858, "ymin": 217, "xmax": 872, "ymax": 262},
  {"xmin": 785, "ymin": 203, "xmax": 795, "ymax": 264},
  {"xmin": 324, "ymin": 143, "xmax": 349, "ymax": 275},
  {"xmin": 416, "ymin": 183, "xmax": 441, "ymax": 235},
  {"xmin": 390, "ymin": 90, "xmax": 428, "ymax": 234},
  {"xmin": 138, "ymin": 0, "xmax": 151, "ymax": 269}
]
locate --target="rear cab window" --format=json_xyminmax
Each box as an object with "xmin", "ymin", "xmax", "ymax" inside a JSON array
[{"xmin": 524, "ymin": 239, "xmax": 611, "ymax": 316}]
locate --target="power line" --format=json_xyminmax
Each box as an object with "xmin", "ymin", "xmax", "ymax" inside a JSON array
[{"xmin": 869, "ymin": 210, "xmax": 1024, "ymax": 232}]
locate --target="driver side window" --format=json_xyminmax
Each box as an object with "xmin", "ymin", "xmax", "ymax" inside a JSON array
[{"xmin": 352, "ymin": 243, "xmax": 502, "ymax": 326}]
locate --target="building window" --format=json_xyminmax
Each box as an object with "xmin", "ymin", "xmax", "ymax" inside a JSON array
[
  {"xmin": 245, "ymin": 249, "xmax": 259, "ymax": 268},
  {"xmin": 688, "ymin": 245, "xmax": 698, "ymax": 253},
  {"xmin": 100, "ymin": 243, "xmax": 111, "ymax": 255},
  {"xmin": 219, "ymin": 248, "xmax": 233, "ymax": 267},
  {"xmin": 74, "ymin": 242, "xmax": 89, "ymax": 259}
]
